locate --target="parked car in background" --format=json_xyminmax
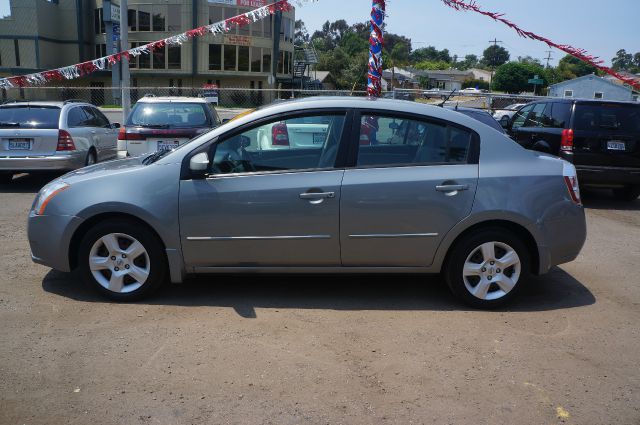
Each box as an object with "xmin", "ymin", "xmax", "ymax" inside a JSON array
[
  {"xmin": 382, "ymin": 90, "xmax": 416, "ymax": 101},
  {"xmin": 28, "ymin": 97, "xmax": 586, "ymax": 308},
  {"xmin": 423, "ymin": 88, "xmax": 448, "ymax": 99},
  {"xmin": 117, "ymin": 96, "xmax": 220, "ymax": 158},
  {"xmin": 493, "ymin": 103, "xmax": 528, "ymax": 127},
  {"xmin": 0, "ymin": 100, "xmax": 119, "ymax": 183},
  {"xmin": 505, "ymin": 99, "xmax": 640, "ymax": 201},
  {"xmin": 459, "ymin": 88, "xmax": 485, "ymax": 95},
  {"xmin": 447, "ymin": 106, "xmax": 506, "ymax": 134}
]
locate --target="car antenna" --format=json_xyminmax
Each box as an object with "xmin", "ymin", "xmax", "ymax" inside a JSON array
[{"xmin": 438, "ymin": 89, "xmax": 457, "ymax": 107}]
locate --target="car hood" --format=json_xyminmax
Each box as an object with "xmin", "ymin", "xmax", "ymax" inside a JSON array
[{"xmin": 58, "ymin": 156, "xmax": 147, "ymax": 184}]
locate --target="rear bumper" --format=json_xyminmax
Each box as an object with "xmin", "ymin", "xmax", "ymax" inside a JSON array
[
  {"xmin": 576, "ymin": 165, "xmax": 640, "ymax": 186},
  {"xmin": 0, "ymin": 152, "xmax": 85, "ymax": 172},
  {"xmin": 538, "ymin": 204, "xmax": 587, "ymax": 273},
  {"xmin": 28, "ymin": 212, "xmax": 83, "ymax": 272}
]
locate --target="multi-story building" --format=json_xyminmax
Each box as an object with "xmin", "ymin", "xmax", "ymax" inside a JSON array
[{"xmin": 0, "ymin": 0, "xmax": 295, "ymax": 102}]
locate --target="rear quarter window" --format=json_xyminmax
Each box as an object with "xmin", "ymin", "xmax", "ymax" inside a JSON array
[
  {"xmin": 0, "ymin": 106, "xmax": 61, "ymax": 129},
  {"xmin": 574, "ymin": 103, "xmax": 640, "ymax": 132}
]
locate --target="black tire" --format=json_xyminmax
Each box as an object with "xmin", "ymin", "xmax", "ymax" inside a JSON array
[
  {"xmin": 0, "ymin": 172, "xmax": 13, "ymax": 184},
  {"xmin": 612, "ymin": 185, "xmax": 640, "ymax": 202},
  {"xmin": 78, "ymin": 219, "xmax": 167, "ymax": 301},
  {"xmin": 444, "ymin": 228, "xmax": 531, "ymax": 309},
  {"xmin": 85, "ymin": 149, "xmax": 97, "ymax": 167}
]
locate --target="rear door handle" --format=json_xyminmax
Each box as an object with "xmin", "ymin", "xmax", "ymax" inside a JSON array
[
  {"xmin": 436, "ymin": 184, "xmax": 469, "ymax": 192},
  {"xmin": 299, "ymin": 192, "xmax": 335, "ymax": 200}
]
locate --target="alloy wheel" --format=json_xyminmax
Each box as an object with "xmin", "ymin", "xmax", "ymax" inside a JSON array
[{"xmin": 462, "ymin": 241, "xmax": 521, "ymax": 301}]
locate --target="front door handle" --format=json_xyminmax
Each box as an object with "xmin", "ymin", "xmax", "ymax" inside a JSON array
[
  {"xmin": 299, "ymin": 192, "xmax": 335, "ymax": 200},
  {"xmin": 436, "ymin": 184, "xmax": 469, "ymax": 193}
]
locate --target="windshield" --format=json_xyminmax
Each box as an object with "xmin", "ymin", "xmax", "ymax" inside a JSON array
[
  {"xmin": 128, "ymin": 102, "xmax": 209, "ymax": 128},
  {"xmin": 574, "ymin": 103, "xmax": 640, "ymax": 132},
  {"xmin": 0, "ymin": 106, "xmax": 60, "ymax": 129}
]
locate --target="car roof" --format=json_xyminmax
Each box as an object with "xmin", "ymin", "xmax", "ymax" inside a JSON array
[
  {"xmin": 136, "ymin": 96, "xmax": 208, "ymax": 104},
  {"xmin": 529, "ymin": 98, "xmax": 639, "ymax": 106},
  {"xmin": 0, "ymin": 100, "xmax": 71, "ymax": 108}
]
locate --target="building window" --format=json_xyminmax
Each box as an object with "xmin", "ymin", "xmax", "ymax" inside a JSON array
[
  {"xmin": 209, "ymin": 6, "xmax": 223, "ymax": 24},
  {"xmin": 564, "ymin": 90, "xmax": 574, "ymax": 98},
  {"xmin": 94, "ymin": 8, "xmax": 105, "ymax": 34},
  {"xmin": 250, "ymin": 17, "xmax": 263, "ymax": 37},
  {"xmin": 238, "ymin": 9, "xmax": 250, "ymax": 36},
  {"xmin": 95, "ymin": 44, "xmax": 106, "ymax": 59},
  {"xmin": 283, "ymin": 50, "xmax": 289, "ymax": 75},
  {"xmin": 138, "ymin": 5, "xmax": 151, "ymax": 31},
  {"xmin": 594, "ymin": 92, "xmax": 604, "ymax": 99},
  {"xmin": 167, "ymin": 5, "xmax": 181, "ymax": 31},
  {"xmin": 238, "ymin": 46, "xmax": 250, "ymax": 72},
  {"xmin": 278, "ymin": 51, "xmax": 284, "ymax": 74},
  {"xmin": 224, "ymin": 45, "xmax": 237, "ymax": 71},
  {"xmin": 264, "ymin": 15, "xmax": 272, "ymax": 38},
  {"xmin": 263, "ymin": 49, "xmax": 272, "ymax": 74},
  {"xmin": 209, "ymin": 44, "xmax": 222, "ymax": 70},
  {"xmin": 251, "ymin": 47, "xmax": 262, "ymax": 72},
  {"xmin": 153, "ymin": 45, "xmax": 165, "ymax": 69},
  {"xmin": 168, "ymin": 45, "xmax": 181, "ymax": 69},
  {"xmin": 13, "ymin": 39, "xmax": 20, "ymax": 67},
  {"xmin": 153, "ymin": 7, "xmax": 166, "ymax": 32},
  {"xmin": 127, "ymin": 9, "xmax": 136, "ymax": 31},
  {"xmin": 138, "ymin": 43, "xmax": 150, "ymax": 69}
]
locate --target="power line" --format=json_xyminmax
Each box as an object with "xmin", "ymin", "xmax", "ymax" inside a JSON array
[
  {"xmin": 545, "ymin": 50, "xmax": 554, "ymax": 68},
  {"xmin": 488, "ymin": 38, "xmax": 503, "ymax": 88}
]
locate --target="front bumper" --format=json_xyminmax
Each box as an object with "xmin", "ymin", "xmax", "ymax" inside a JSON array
[
  {"xmin": 576, "ymin": 165, "xmax": 640, "ymax": 186},
  {"xmin": 28, "ymin": 212, "xmax": 83, "ymax": 272},
  {"xmin": 0, "ymin": 152, "xmax": 85, "ymax": 172}
]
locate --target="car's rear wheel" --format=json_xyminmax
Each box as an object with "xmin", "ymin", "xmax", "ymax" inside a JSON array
[
  {"xmin": 78, "ymin": 219, "xmax": 167, "ymax": 301},
  {"xmin": 0, "ymin": 172, "xmax": 13, "ymax": 184},
  {"xmin": 445, "ymin": 229, "xmax": 530, "ymax": 309},
  {"xmin": 612, "ymin": 185, "xmax": 640, "ymax": 202}
]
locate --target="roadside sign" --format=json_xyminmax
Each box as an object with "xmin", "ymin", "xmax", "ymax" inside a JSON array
[
  {"xmin": 203, "ymin": 84, "xmax": 220, "ymax": 105},
  {"xmin": 528, "ymin": 75, "xmax": 544, "ymax": 85}
]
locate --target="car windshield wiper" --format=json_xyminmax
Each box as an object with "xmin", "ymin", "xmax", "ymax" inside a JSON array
[
  {"xmin": 0, "ymin": 122, "xmax": 20, "ymax": 127},
  {"xmin": 143, "ymin": 150, "xmax": 171, "ymax": 165}
]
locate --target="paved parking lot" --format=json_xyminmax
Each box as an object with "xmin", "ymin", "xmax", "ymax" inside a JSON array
[{"xmin": 0, "ymin": 173, "xmax": 639, "ymax": 424}]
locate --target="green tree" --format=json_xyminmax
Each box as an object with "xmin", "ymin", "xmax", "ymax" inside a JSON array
[
  {"xmin": 482, "ymin": 45, "xmax": 510, "ymax": 68},
  {"xmin": 410, "ymin": 46, "xmax": 451, "ymax": 64},
  {"xmin": 414, "ymin": 60, "xmax": 451, "ymax": 71},
  {"xmin": 612, "ymin": 49, "xmax": 634, "ymax": 71},
  {"xmin": 557, "ymin": 54, "xmax": 598, "ymax": 79},
  {"xmin": 493, "ymin": 61, "xmax": 546, "ymax": 93}
]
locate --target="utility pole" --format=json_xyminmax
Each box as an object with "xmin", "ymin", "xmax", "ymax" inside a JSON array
[
  {"xmin": 120, "ymin": 0, "xmax": 130, "ymax": 123},
  {"xmin": 544, "ymin": 50, "xmax": 553, "ymax": 68},
  {"xmin": 488, "ymin": 37, "xmax": 503, "ymax": 90},
  {"xmin": 104, "ymin": 0, "xmax": 121, "ymax": 106}
]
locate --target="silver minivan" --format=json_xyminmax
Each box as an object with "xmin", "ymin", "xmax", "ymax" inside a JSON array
[{"xmin": 0, "ymin": 100, "xmax": 119, "ymax": 183}]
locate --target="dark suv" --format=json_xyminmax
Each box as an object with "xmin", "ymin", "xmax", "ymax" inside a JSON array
[{"xmin": 505, "ymin": 99, "xmax": 640, "ymax": 201}]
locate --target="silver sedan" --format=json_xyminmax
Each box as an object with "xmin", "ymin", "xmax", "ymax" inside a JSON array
[{"xmin": 27, "ymin": 97, "xmax": 586, "ymax": 308}]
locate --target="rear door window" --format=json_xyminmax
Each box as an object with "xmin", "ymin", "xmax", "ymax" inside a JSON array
[
  {"xmin": 67, "ymin": 107, "xmax": 91, "ymax": 128},
  {"xmin": 0, "ymin": 106, "xmax": 61, "ymax": 129},
  {"xmin": 83, "ymin": 106, "xmax": 110, "ymax": 128},
  {"xmin": 524, "ymin": 103, "xmax": 548, "ymax": 128},
  {"xmin": 511, "ymin": 104, "xmax": 534, "ymax": 129},
  {"xmin": 574, "ymin": 103, "xmax": 640, "ymax": 133},
  {"xmin": 356, "ymin": 114, "xmax": 473, "ymax": 167},
  {"xmin": 128, "ymin": 102, "xmax": 209, "ymax": 128}
]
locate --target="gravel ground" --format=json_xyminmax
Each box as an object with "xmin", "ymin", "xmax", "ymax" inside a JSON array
[{"xmin": 0, "ymin": 174, "xmax": 638, "ymax": 425}]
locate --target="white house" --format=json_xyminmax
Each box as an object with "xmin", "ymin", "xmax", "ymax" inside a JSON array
[{"xmin": 548, "ymin": 74, "xmax": 634, "ymax": 101}]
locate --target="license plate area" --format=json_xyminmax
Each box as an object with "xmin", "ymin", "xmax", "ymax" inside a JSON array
[
  {"xmin": 607, "ymin": 141, "xmax": 626, "ymax": 151},
  {"xmin": 157, "ymin": 140, "xmax": 179, "ymax": 152},
  {"xmin": 7, "ymin": 138, "xmax": 32, "ymax": 150}
]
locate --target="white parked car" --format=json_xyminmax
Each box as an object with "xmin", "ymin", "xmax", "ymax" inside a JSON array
[
  {"xmin": 459, "ymin": 88, "xmax": 484, "ymax": 95},
  {"xmin": 492, "ymin": 103, "xmax": 528, "ymax": 127},
  {"xmin": 254, "ymin": 116, "xmax": 330, "ymax": 151}
]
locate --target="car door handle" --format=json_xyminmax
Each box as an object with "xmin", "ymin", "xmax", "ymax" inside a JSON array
[
  {"xmin": 436, "ymin": 184, "xmax": 469, "ymax": 192},
  {"xmin": 299, "ymin": 192, "xmax": 335, "ymax": 200}
]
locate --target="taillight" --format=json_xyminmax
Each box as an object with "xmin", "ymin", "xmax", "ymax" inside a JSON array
[
  {"xmin": 561, "ymin": 129, "xmax": 574, "ymax": 153},
  {"xmin": 117, "ymin": 127, "xmax": 145, "ymax": 141},
  {"xmin": 272, "ymin": 122, "xmax": 289, "ymax": 146},
  {"xmin": 563, "ymin": 161, "xmax": 582, "ymax": 206},
  {"xmin": 56, "ymin": 130, "xmax": 76, "ymax": 151}
]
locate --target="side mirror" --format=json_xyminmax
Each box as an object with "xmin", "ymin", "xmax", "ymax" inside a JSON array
[
  {"xmin": 111, "ymin": 122, "xmax": 121, "ymax": 129},
  {"xmin": 500, "ymin": 116, "xmax": 511, "ymax": 129},
  {"xmin": 189, "ymin": 152, "xmax": 209, "ymax": 178}
]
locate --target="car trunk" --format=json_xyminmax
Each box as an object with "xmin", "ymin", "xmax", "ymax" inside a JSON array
[
  {"xmin": 123, "ymin": 127, "xmax": 201, "ymax": 157},
  {"xmin": 572, "ymin": 102, "xmax": 640, "ymax": 168},
  {"xmin": 0, "ymin": 105, "xmax": 61, "ymax": 157}
]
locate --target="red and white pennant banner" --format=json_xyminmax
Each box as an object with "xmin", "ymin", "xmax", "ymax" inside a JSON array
[
  {"xmin": 0, "ymin": 0, "xmax": 316, "ymax": 89},
  {"xmin": 441, "ymin": 0, "xmax": 640, "ymax": 91}
]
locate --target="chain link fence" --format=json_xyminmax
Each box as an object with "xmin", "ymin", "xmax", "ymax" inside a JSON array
[{"xmin": 0, "ymin": 85, "xmax": 551, "ymax": 112}]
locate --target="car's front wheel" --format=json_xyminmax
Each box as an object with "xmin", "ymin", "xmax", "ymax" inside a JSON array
[
  {"xmin": 445, "ymin": 228, "xmax": 530, "ymax": 309},
  {"xmin": 78, "ymin": 219, "xmax": 167, "ymax": 301}
]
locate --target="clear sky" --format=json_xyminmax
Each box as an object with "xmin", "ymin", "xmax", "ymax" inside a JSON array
[{"xmin": 296, "ymin": 0, "xmax": 640, "ymax": 66}]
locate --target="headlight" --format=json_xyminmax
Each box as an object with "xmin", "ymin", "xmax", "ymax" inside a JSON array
[{"xmin": 33, "ymin": 181, "xmax": 70, "ymax": 215}]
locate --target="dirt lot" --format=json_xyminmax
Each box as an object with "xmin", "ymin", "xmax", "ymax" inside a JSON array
[{"xmin": 0, "ymin": 173, "xmax": 639, "ymax": 425}]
